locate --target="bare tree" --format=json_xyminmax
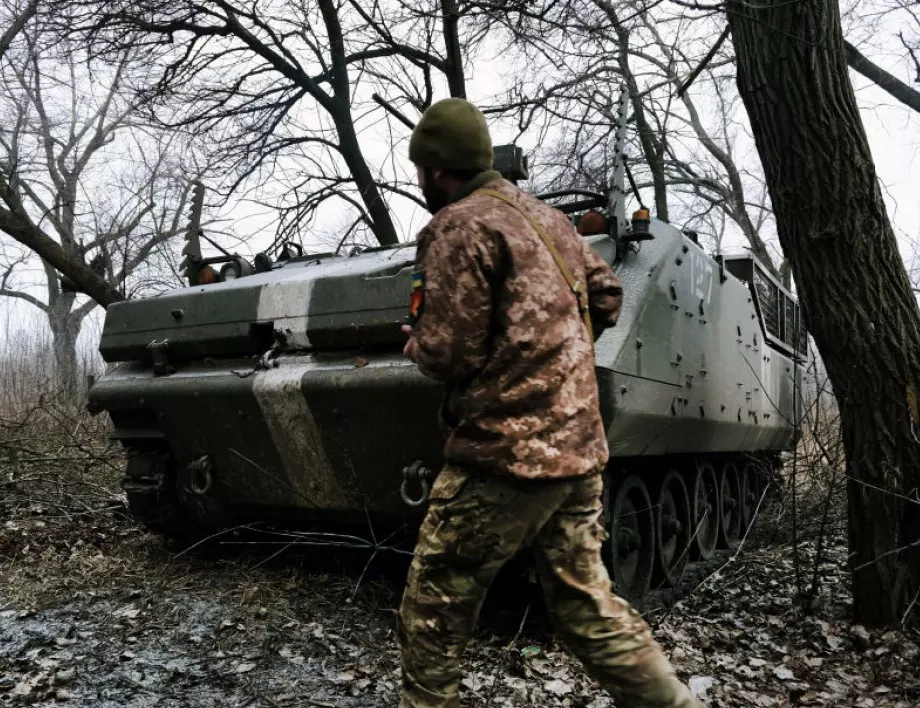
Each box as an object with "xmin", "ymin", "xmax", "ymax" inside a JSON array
[
  {"xmin": 469, "ymin": 0, "xmax": 787, "ymax": 276},
  {"xmin": 0, "ymin": 25, "xmax": 201, "ymax": 393},
  {"xmin": 468, "ymin": 0, "xmax": 678, "ymax": 222},
  {"xmin": 592, "ymin": 0, "xmax": 671, "ymax": 221},
  {"xmin": 639, "ymin": 17, "xmax": 785, "ymax": 280},
  {"xmin": 45, "ymin": 0, "xmax": 477, "ymax": 252},
  {"xmin": 727, "ymin": 0, "xmax": 920, "ymax": 626},
  {"xmin": 0, "ymin": 0, "xmax": 124, "ymax": 307}
]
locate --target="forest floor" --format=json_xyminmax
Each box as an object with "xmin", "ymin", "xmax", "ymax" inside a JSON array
[{"xmin": 1, "ymin": 487, "xmax": 918, "ymax": 708}]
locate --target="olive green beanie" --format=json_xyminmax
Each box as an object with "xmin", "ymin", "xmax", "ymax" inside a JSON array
[{"xmin": 408, "ymin": 98, "xmax": 493, "ymax": 171}]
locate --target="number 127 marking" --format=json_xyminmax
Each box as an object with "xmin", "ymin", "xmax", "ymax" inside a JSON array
[{"xmin": 689, "ymin": 250, "xmax": 714, "ymax": 305}]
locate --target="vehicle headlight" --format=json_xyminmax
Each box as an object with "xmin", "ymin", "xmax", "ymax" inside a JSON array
[{"xmin": 220, "ymin": 262, "xmax": 241, "ymax": 281}]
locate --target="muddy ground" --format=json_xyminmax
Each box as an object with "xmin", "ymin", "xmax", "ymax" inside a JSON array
[{"xmin": 1, "ymin": 497, "xmax": 918, "ymax": 708}]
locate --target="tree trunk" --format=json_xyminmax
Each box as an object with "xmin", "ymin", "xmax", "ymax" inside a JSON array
[
  {"xmin": 47, "ymin": 298, "xmax": 81, "ymax": 398},
  {"xmin": 441, "ymin": 0, "xmax": 466, "ymax": 98},
  {"xmin": 318, "ymin": 0, "xmax": 400, "ymax": 247},
  {"xmin": 727, "ymin": 0, "xmax": 920, "ymax": 626},
  {"xmin": 336, "ymin": 115, "xmax": 400, "ymax": 247}
]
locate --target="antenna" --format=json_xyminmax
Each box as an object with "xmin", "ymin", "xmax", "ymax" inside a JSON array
[
  {"xmin": 608, "ymin": 86, "xmax": 629, "ymax": 238},
  {"xmin": 181, "ymin": 181, "xmax": 206, "ymax": 286}
]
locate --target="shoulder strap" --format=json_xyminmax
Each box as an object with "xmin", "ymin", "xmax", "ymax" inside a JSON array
[{"xmin": 475, "ymin": 187, "xmax": 594, "ymax": 342}]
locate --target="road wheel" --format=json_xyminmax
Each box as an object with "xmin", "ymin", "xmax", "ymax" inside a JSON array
[
  {"xmin": 653, "ymin": 469, "xmax": 691, "ymax": 588},
  {"xmin": 608, "ymin": 475, "xmax": 655, "ymax": 603},
  {"xmin": 718, "ymin": 462, "xmax": 742, "ymax": 548},
  {"xmin": 691, "ymin": 462, "xmax": 719, "ymax": 560}
]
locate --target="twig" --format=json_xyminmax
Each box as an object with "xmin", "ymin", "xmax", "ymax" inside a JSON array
[
  {"xmin": 804, "ymin": 448, "xmax": 843, "ymax": 612},
  {"xmin": 847, "ymin": 476, "xmax": 920, "ymax": 506},
  {"xmin": 2, "ymin": 503, "xmax": 123, "ymax": 522},
  {"xmin": 228, "ymin": 448, "xmax": 321, "ymax": 509},
  {"xmin": 5, "ymin": 455, "xmax": 113, "ymax": 463},
  {"xmin": 851, "ymin": 535, "xmax": 920, "ymax": 572},
  {"xmin": 902, "ymin": 586, "xmax": 920, "ymax": 628},
  {"xmin": 352, "ymin": 549, "xmax": 379, "ymax": 600},
  {"xmin": 216, "ymin": 527, "xmax": 414, "ymax": 557},
  {"xmin": 248, "ymin": 541, "xmax": 297, "ymax": 571},
  {"xmin": 692, "ymin": 483, "xmax": 770, "ymax": 595},
  {"xmin": 170, "ymin": 523, "xmax": 261, "ymax": 559}
]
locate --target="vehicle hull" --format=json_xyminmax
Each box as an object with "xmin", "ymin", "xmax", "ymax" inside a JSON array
[{"xmin": 88, "ymin": 216, "xmax": 807, "ymax": 602}]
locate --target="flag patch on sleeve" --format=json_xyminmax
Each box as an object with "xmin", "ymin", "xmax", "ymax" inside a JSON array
[{"xmin": 409, "ymin": 269, "xmax": 425, "ymax": 324}]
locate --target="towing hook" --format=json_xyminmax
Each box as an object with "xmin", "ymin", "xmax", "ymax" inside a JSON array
[{"xmin": 400, "ymin": 460, "xmax": 433, "ymax": 507}]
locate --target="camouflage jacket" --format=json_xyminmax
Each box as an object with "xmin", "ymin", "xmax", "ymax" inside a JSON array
[{"xmin": 410, "ymin": 175, "xmax": 623, "ymax": 480}]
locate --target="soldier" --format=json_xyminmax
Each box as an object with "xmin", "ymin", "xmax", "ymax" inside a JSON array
[{"xmin": 398, "ymin": 97, "xmax": 702, "ymax": 708}]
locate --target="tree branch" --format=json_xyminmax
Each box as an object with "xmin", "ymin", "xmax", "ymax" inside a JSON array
[
  {"xmin": 0, "ymin": 0, "xmax": 37, "ymax": 61},
  {"xmin": 844, "ymin": 40, "xmax": 920, "ymax": 114},
  {"xmin": 0, "ymin": 287, "xmax": 47, "ymax": 311},
  {"xmin": 0, "ymin": 195, "xmax": 124, "ymax": 307},
  {"xmin": 898, "ymin": 32, "xmax": 920, "ymax": 85},
  {"xmin": 113, "ymin": 225, "xmax": 181, "ymax": 285},
  {"xmin": 677, "ymin": 25, "xmax": 730, "ymax": 98},
  {"xmin": 441, "ymin": 0, "xmax": 467, "ymax": 97}
]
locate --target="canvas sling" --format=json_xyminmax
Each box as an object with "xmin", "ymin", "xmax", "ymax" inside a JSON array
[{"xmin": 475, "ymin": 188, "xmax": 594, "ymax": 342}]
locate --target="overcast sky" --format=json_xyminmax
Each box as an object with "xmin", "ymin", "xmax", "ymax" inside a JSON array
[
  {"xmin": 1, "ymin": 16, "xmax": 918, "ymax": 366},
  {"xmin": 202, "ymin": 31, "xmax": 920, "ymax": 268}
]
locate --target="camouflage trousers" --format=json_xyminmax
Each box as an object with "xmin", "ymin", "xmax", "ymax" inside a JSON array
[{"xmin": 396, "ymin": 465, "xmax": 701, "ymax": 708}]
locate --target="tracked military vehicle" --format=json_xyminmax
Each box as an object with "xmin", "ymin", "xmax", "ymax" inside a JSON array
[{"xmin": 88, "ymin": 91, "xmax": 807, "ymax": 603}]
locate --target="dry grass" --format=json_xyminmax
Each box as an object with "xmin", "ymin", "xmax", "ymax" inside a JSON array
[
  {"xmin": 0, "ymin": 331, "xmax": 125, "ymax": 611},
  {"xmin": 0, "ymin": 394, "xmax": 121, "ymax": 517},
  {"xmin": 0, "ymin": 313, "xmax": 116, "ymax": 518},
  {"xmin": 0, "ymin": 313, "xmax": 104, "ymax": 414}
]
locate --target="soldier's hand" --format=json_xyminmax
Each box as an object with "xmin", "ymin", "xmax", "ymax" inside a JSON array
[{"xmin": 401, "ymin": 324, "xmax": 420, "ymax": 362}]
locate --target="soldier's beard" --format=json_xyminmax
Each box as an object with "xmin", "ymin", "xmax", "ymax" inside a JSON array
[{"xmin": 421, "ymin": 169, "xmax": 449, "ymax": 214}]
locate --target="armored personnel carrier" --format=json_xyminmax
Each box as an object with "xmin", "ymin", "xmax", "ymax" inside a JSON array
[{"xmin": 88, "ymin": 91, "xmax": 807, "ymax": 602}]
